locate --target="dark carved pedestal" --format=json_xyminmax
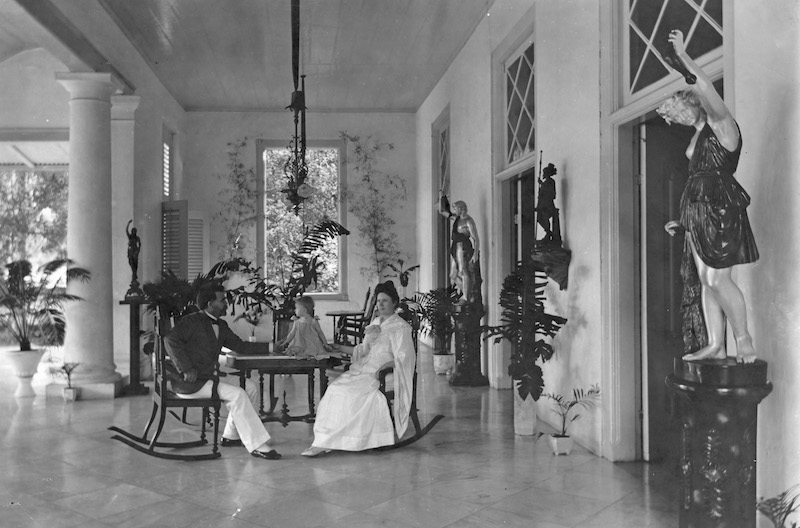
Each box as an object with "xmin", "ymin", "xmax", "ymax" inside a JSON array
[
  {"xmin": 119, "ymin": 298, "xmax": 149, "ymax": 396},
  {"xmin": 449, "ymin": 301, "xmax": 488, "ymax": 387},
  {"xmin": 666, "ymin": 358, "xmax": 772, "ymax": 527}
]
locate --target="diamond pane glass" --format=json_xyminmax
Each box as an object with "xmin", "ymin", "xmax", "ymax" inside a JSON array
[
  {"xmin": 505, "ymin": 42, "xmax": 535, "ymax": 166},
  {"xmin": 686, "ymin": 15, "xmax": 722, "ymax": 59},
  {"xmin": 627, "ymin": 0, "xmax": 723, "ymax": 95}
]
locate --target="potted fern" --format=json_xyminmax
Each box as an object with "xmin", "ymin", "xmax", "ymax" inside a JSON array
[
  {"xmin": 0, "ymin": 259, "xmax": 90, "ymax": 398},
  {"xmin": 539, "ymin": 384, "xmax": 601, "ymax": 455},
  {"xmin": 414, "ymin": 285, "xmax": 460, "ymax": 375},
  {"xmin": 50, "ymin": 362, "xmax": 80, "ymax": 401}
]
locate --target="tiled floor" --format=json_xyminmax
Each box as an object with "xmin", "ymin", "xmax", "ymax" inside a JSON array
[{"xmin": 1, "ymin": 345, "xmax": 678, "ymax": 527}]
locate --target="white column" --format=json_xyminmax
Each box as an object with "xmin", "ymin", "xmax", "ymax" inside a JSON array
[
  {"xmin": 56, "ymin": 73, "xmax": 123, "ymax": 397},
  {"xmin": 111, "ymin": 96, "xmax": 140, "ymax": 373}
]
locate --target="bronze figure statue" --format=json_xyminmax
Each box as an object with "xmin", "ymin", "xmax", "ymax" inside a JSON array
[
  {"xmin": 126, "ymin": 220, "xmax": 142, "ymax": 297},
  {"xmin": 438, "ymin": 193, "xmax": 481, "ymax": 304},
  {"xmin": 658, "ymin": 30, "xmax": 758, "ymax": 363}
]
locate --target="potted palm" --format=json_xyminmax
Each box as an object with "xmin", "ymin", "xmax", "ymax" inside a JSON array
[
  {"xmin": 50, "ymin": 361, "xmax": 81, "ymax": 401},
  {"xmin": 0, "ymin": 259, "xmax": 90, "ymax": 397},
  {"xmin": 415, "ymin": 286, "xmax": 460, "ymax": 375},
  {"xmin": 539, "ymin": 384, "xmax": 601, "ymax": 455},
  {"xmin": 484, "ymin": 257, "xmax": 567, "ymax": 434}
]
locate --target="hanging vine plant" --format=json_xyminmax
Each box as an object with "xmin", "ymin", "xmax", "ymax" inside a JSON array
[
  {"xmin": 340, "ymin": 131, "xmax": 407, "ymax": 280},
  {"xmin": 214, "ymin": 136, "xmax": 259, "ymax": 261}
]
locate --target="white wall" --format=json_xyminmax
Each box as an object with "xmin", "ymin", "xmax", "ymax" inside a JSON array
[
  {"xmin": 417, "ymin": 0, "xmax": 604, "ymax": 453},
  {"xmin": 0, "ymin": 48, "xmax": 70, "ymax": 128},
  {"xmin": 183, "ymin": 111, "xmax": 417, "ymax": 338},
  {"xmin": 732, "ymin": 0, "xmax": 800, "ymax": 510}
]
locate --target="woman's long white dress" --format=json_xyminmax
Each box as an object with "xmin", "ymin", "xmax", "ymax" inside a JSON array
[{"xmin": 312, "ymin": 313, "xmax": 416, "ymax": 451}]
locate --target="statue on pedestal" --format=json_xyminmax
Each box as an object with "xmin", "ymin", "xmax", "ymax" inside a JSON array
[
  {"xmin": 437, "ymin": 192, "xmax": 487, "ymax": 387},
  {"xmin": 535, "ymin": 163, "xmax": 561, "ymax": 248},
  {"xmin": 125, "ymin": 220, "xmax": 143, "ymax": 299},
  {"xmin": 437, "ymin": 193, "xmax": 481, "ymax": 304}
]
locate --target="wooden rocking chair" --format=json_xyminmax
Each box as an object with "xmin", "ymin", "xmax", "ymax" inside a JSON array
[
  {"xmin": 109, "ymin": 310, "xmax": 222, "ymax": 461},
  {"xmin": 376, "ymin": 305, "xmax": 444, "ymax": 449}
]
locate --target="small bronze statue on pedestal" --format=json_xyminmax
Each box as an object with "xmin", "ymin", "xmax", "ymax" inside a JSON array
[
  {"xmin": 125, "ymin": 219, "xmax": 143, "ymax": 299},
  {"xmin": 535, "ymin": 162, "xmax": 561, "ymax": 248}
]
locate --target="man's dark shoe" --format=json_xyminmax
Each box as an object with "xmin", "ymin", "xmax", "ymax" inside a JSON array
[
  {"xmin": 251, "ymin": 449, "xmax": 281, "ymax": 460},
  {"xmin": 220, "ymin": 437, "xmax": 243, "ymax": 447}
]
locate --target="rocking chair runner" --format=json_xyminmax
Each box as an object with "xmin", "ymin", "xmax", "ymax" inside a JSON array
[
  {"xmin": 376, "ymin": 306, "xmax": 444, "ymax": 449},
  {"xmin": 109, "ymin": 310, "xmax": 222, "ymax": 461}
]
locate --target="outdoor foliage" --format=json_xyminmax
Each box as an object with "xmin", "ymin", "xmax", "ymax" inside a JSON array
[
  {"xmin": 0, "ymin": 170, "xmax": 68, "ymax": 265},
  {"xmin": 340, "ymin": 131, "xmax": 407, "ymax": 280},
  {"xmin": 214, "ymin": 138, "xmax": 342, "ymax": 293},
  {"xmin": 0, "ymin": 259, "xmax": 90, "ymax": 351},
  {"xmin": 483, "ymin": 258, "xmax": 567, "ymax": 401}
]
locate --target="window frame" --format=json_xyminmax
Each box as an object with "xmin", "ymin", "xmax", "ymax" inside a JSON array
[{"xmin": 256, "ymin": 138, "xmax": 348, "ymax": 301}]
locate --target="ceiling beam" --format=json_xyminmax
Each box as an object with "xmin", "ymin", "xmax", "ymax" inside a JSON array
[
  {"xmin": 0, "ymin": 128, "xmax": 69, "ymax": 142},
  {"xmin": 13, "ymin": 0, "xmax": 135, "ymax": 94},
  {"xmin": 9, "ymin": 145, "xmax": 37, "ymax": 168}
]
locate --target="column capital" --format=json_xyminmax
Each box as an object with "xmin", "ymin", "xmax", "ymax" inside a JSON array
[
  {"xmin": 111, "ymin": 95, "xmax": 141, "ymax": 121},
  {"xmin": 56, "ymin": 72, "xmax": 124, "ymax": 100}
]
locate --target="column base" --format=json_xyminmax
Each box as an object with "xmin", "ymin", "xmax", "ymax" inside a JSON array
[{"xmin": 45, "ymin": 376, "xmax": 127, "ymax": 400}]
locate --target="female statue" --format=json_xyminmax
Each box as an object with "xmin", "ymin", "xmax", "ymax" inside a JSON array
[{"xmin": 658, "ymin": 30, "xmax": 759, "ymax": 363}]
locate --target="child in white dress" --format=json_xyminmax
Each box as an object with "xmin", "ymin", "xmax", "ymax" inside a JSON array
[{"xmin": 276, "ymin": 296, "xmax": 332, "ymax": 359}]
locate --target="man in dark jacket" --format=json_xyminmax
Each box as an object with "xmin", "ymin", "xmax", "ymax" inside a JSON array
[{"xmin": 164, "ymin": 283, "xmax": 280, "ymax": 460}]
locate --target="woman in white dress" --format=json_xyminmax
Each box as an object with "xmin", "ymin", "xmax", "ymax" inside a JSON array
[{"xmin": 302, "ymin": 281, "xmax": 416, "ymax": 456}]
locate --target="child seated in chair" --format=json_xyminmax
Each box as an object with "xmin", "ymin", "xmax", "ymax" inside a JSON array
[{"xmin": 276, "ymin": 296, "xmax": 332, "ymax": 359}]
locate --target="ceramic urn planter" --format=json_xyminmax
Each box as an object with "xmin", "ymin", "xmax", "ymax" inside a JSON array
[
  {"xmin": 432, "ymin": 354, "xmax": 455, "ymax": 375},
  {"xmin": 62, "ymin": 387, "xmax": 80, "ymax": 402},
  {"xmin": 548, "ymin": 435, "xmax": 574, "ymax": 455},
  {"xmin": 3, "ymin": 349, "xmax": 45, "ymax": 398}
]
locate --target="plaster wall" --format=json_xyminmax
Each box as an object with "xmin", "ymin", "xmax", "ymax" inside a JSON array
[
  {"xmin": 533, "ymin": 0, "xmax": 602, "ymax": 454},
  {"xmin": 0, "ymin": 48, "xmax": 70, "ymax": 128},
  {"xmin": 731, "ymin": 0, "xmax": 800, "ymax": 509},
  {"xmin": 183, "ymin": 111, "xmax": 417, "ymax": 338},
  {"xmin": 416, "ymin": 0, "xmax": 603, "ymax": 453}
]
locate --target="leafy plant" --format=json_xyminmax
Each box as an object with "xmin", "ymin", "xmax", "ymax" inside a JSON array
[
  {"xmin": 340, "ymin": 131, "xmax": 407, "ymax": 280},
  {"xmin": 214, "ymin": 137, "xmax": 260, "ymax": 261},
  {"xmin": 50, "ymin": 361, "xmax": 80, "ymax": 389},
  {"xmin": 0, "ymin": 258, "xmax": 90, "ymax": 351},
  {"xmin": 539, "ymin": 384, "xmax": 601, "ymax": 437},
  {"xmin": 271, "ymin": 219, "xmax": 350, "ymax": 319},
  {"xmin": 387, "ymin": 259, "xmax": 420, "ymax": 289},
  {"xmin": 483, "ymin": 258, "xmax": 567, "ymax": 401},
  {"xmin": 413, "ymin": 286, "xmax": 460, "ymax": 355},
  {"xmin": 758, "ymin": 484, "xmax": 800, "ymax": 528}
]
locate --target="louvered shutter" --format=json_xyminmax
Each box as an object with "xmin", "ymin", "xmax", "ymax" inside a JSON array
[{"xmin": 161, "ymin": 200, "xmax": 188, "ymax": 278}]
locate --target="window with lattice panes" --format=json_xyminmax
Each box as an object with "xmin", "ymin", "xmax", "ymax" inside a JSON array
[
  {"xmin": 504, "ymin": 41, "xmax": 535, "ymax": 167},
  {"xmin": 626, "ymin": 0, "xmax": 722, "ymax": 99},
  {"xmin": 260, "ymin": 144, "xmax": 343, "ymax": 295}
]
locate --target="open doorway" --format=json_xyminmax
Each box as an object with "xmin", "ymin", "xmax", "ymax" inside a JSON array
[{"xmin": 637, "ymin": 115, "xmax": 693, "ymax": 463}]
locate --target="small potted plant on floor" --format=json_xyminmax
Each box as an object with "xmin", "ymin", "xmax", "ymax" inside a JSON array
[
  {"xmin": 539, "ymin": 384, "xmax": 601, "ymax": 455},
  {"xmin": 414, "ymin": 285, "xmax": 460, "ymax": 375},
  {"xmin": 0, "ymin": 259, "xmax": 90, "ymax": 398},
  {"xmin": 50, "ymin": 362, "xmax": 80, "ymax": 401}
]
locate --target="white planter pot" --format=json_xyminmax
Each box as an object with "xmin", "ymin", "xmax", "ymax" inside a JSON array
[
  {"xmin": 432, "ymin": 354, "xmax": 455, "ymax": 375},
  {"xmin": 62, "ymin": 387, "xmax": 80, "ymax": 402},
  {"xmin": 513, "ymin": 390, "xmax": 538, "ymax": 436},
  {"xmin": 548, "ymin": 435, "xmax": 574, "ymax": 455},
  {"xmin": 3, "ymin": 349, "xmax": 45, "ymax": 398}
]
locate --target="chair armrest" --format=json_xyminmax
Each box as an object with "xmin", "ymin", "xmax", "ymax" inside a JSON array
[{"xmin": 377, "ymin": 361, "xmax": 395, "ymax": 393}]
